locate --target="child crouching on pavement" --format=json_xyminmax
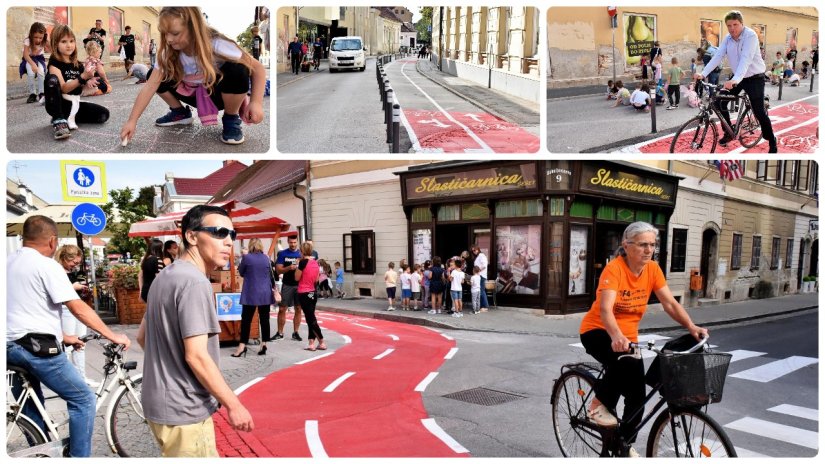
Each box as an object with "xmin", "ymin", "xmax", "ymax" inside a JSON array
[
  {"xmin": 122, "ymin": 60, "xmax": 150, "ymax": 84},
  {"xmin": 20, "ymin": 22, "xmax": 48, "ymax": 104},
  {"xmin": 612, "ymin": 80, "xmax": 631, "ymax": 107},
  {"xmin": 630, "ymin": 83, "xmax": 651, "ymax": 112},
  {"xmin": 120, "ymin": 6, "xmax": 265, "ymax": 146},
  {"xmin": 45, "ymin": 24, "xmax": 110, "ymax": 140},
  {"xmin": 606, "ymin": 79, "xmax": 616, "ymax": 99}
]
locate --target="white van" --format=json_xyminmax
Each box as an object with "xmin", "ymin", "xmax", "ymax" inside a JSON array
[{"xmin": 328, "ymin": 36, "xmax": 366, "ymax": 72}]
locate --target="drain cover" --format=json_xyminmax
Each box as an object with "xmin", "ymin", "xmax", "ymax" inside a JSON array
[{"xmin": 443, "ymin": 387, "xmax": 527, "ymax": 406}]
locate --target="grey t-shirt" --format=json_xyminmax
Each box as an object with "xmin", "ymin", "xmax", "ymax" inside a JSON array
[{"xmin": 142, "ymin": 260, "xmax": 221, "ymax": 425}]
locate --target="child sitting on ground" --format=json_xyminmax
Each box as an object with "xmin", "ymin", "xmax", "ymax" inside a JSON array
[
  {"xmin": 801, "ymin": 61, "xmax": 810, "ymax": 79},
  {"xmin": 685, "ymin": 82, "xmax": 700, "ymax": 108},
  {"xmin": 606, "ymin": 79, "xmax": 616, "ymax": 99},
  {"xmin": 612, "ymin": 80, "xmax": 631, "ymax": 107},
  {"xmin": 81, "ymin": 40, "xmax": 110, "ymax": 96},
  {"xmin": 788, "ymin": 72, "xmax": 801, "ymax": 86},
  {"xmin": 630, "ymin": 83, "xmax": 651, "ymax": 112}
]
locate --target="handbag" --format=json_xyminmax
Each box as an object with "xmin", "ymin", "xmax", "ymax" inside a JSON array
[{"xmin": 15, "ymin": 332, "xmax": 62, "ymax": 357}]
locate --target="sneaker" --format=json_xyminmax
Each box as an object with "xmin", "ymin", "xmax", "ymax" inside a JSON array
[
  {"xmin": 480, "ymin": 308, "xmax": 489, "ymax": 312},
  {"xmin": 26, "ymin": 93, "xmax": 37, "ymax": 103},
  {"xmin": 221, "ymin": 113, "xmax": 245, "ymax": 145},
  {"xmin": 428, "ymin": 309, "xmax": 437, "ymax": 314},
  {"xmin": 665, "ymin": 105, "xmax": 675, "ymax": 110},
  {"xmin": 271, "ymin": 332, "xmax": 284, "ymax": 341},
  {"xmin": 52, "ymin": 119, "xmax": 71, "ymax": 140},
  {"xmin": 155, "ymin": 105, "xmax": 193, "ymax": 126},
  {"xmin": 628, "ymin": 447, "xmax": 640, "ymax": 458},
  {"xmin": 341, "ymin": 292, "xmax": 346, "ymax": 298},
  {"xmin": 387, "ymin": 306, "xmax": 395, "ymax": 311},
  {"xmin": 292, "ymin": 332, "xmax": 302, "ymax": 341},
  {"xmin": 718, "ymin": 134, "xmax": 733, "ymax": 146},
  {"xmin": 588, "ymin": 404, "xmax": 618, "ymax": 427},
  {"xmin": 38, "ymin": 93, "xmax": 45, "ymax": 104}
]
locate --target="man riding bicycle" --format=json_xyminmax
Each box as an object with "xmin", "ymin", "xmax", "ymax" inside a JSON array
[
  {"xmin": 6, "ymin": 215, "xmax": 131, "ymax": 457},
  {"xmin": 579, "ymin": 222, "xmax": 708, "ymax": 457},
  {"xmin": 693, "ymin": 10, "xmax": 777, "ymax": 153}
]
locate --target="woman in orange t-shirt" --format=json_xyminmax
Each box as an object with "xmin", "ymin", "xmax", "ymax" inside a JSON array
[{"xmin": 579, "ymin": 222, "xmax": 708, "ymax": 455}]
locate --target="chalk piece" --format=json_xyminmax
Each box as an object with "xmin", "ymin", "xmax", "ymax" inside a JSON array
[{"xmin": 121, "ymin": 137, "xmax": 128, "ymax": 147}]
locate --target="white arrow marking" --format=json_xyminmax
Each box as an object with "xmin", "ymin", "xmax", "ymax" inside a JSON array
[
  {"xmin": 418, "ymin": 118, "xmax": 451, "ymax": 128},
  {"xmin": 464, "ymin": 113, "xmax": 484, "ymax": 123}
]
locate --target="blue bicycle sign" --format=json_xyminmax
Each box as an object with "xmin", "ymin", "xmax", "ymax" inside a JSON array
[{"xmin": 71, "ymin": 203, "xmax": 107, "ymax": 236}]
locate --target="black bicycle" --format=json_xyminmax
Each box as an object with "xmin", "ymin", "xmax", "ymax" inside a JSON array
[
  {"xmin": 551, "ymin": 335, "xmax": 736, "ymax": 457},
  {"xmin": 669, "ymin": 81, "xmax": 769, "ymax": 153}
]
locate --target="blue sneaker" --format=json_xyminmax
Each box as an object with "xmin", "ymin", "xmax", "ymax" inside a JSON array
[
  {"xmin": 221, "ymin": 113, "xmax": 244, "ymax": 145},
  {"xmin": 155, "ymin": 105, "xmax": 193, "ymax": 126}
]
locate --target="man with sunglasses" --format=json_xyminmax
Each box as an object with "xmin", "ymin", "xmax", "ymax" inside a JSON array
[
  {"xmin": 7, "ymin": 215, "xmax": 131, "ymax": 457},
  {"xmin": 138, "ymin": 205, "xmax": 253, "ymax": 456},
  {"xmin": 273, "ymin": 234, "xmax": 304, "ymax": 342}
]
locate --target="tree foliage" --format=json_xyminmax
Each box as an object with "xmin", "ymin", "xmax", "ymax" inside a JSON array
[
  {"xmin": 416, "ymin": 7, "xmax": 433, "ymax": 44},
  {"xmin": 236, "ymin": 22, "xmax": 257, "ymax": 53},
  {"xmin": 101, "ymin": 186, "xmax": 156, "ymax": 259}
]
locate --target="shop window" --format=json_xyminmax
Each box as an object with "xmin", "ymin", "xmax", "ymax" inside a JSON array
[
  {"xmin": 411, "ymin": 206, "xmax": 432, "ymax": 223},
  {"xmin": 496, "ymin": 199, "xmax": 542, "ymax": 218},
  {"xmin": 549, "ymin": 198, "xmax": 565, "ymax": 216},
  {"xmin": 462, "ymin": 203, "xmax": 490, "ymax": 220},
  {"xmin": 412, "ymin": 229, "xmax": 432, "ymax": 265},
  {"xmin": 569, "ymin": 225, "xmax": 589, "ymax": 295},
  {"xmin": 670, "ymin": 228, "xmax": 688, "ymax": 273},
  {"xmin": 569, "ymin": 201, "xmax": 593, "ymax": 218},
  {"xmin": 495, "ymin": 224, "xmax": 541, "ymax": 295},
  {"xmin": 596, "ymin": 205, "xmax": 615, "ymax": 221},
  {"xmin": 785, "ymin": 238, "xmax": 794, "ymax": 269},
  {"xmin": 655, "ymin": 213, "xmax": 667, "ymax": 225},
  {"xmin": 616, "ymin": 208, "xmax": 635, "ymax": 222},
  {"xmin": 731, "ymin": 233, "xmax": 743, "ymax": 270},
  {"xmin": 547, "ymin": 222, "xmax": 564, "ymax": 297},
  {"xmin": 770, "ymin": 237, "xmax": 781, "ymax": 270},
  {"xmin": 750, "ymin": 235, "xmax": 762, "ymax": 270},
  {"xmin": 437, "ymin": 204, "xmax": 460, "ymax": 221},
  {"xmin": 343, "ymin": 230, "xmax": 376, "ymax": 274},
  {"xmin": 636, "ymin": 211, "xmax": 653, "ymax": 223}
]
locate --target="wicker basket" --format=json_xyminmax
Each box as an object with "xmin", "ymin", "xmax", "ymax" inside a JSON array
[{"xmin": 658, "ymin": 352, "xmax": 732, "ymax": 408}]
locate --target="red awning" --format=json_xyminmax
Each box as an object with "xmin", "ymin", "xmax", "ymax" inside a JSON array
[{"xmin": 128, "ymin": 200, "xmax": 294, "ymax": 240}]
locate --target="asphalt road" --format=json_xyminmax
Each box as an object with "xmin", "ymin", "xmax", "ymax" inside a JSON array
[
  {"xmin": 547, "ymin": 77, "xmax": 819, "ymax": 153},
  {"xmin": 276, "ymin": 58, "xmax": 409, "ymax": 153},
  {"xmin": 6, "ymin": 77, "xmax": 271, "ymax": 154}
]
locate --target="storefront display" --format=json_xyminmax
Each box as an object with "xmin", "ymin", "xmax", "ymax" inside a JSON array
[
  {"xmin": 569, "ymin": 226, "xmax": 588, "ymax": 295},
  {"xmin": 495, "ymin": 225, "xmax": 541, "ymax": 295}
]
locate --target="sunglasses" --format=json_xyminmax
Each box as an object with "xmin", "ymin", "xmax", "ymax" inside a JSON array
[{"xmin": 192, "ymin": 226, "xmax": 237, "ymax": 241}]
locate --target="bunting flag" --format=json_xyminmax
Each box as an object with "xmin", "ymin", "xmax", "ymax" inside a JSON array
[{"xmin": 714, "ymin": 160, "xmax": 743, "ymax": 182}]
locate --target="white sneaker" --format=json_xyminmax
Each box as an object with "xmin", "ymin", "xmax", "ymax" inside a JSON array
[
  {"xmin": 628, "ymin": 447, "xmax": 640, "ymax": 458},
  {"xmin": 451, "ymin": 313, "xmax": 460, "ymax": 318},
  {"xmin": 588, "ymin": 403, "xmax": 618, "ymax": 427},
  {"xmin": 428, "ymin": 309, "xmax": 437, "ymax": 314},
  {"xmin": 387, "ymin": 306, "xmax": 395, "ymax": 311}
]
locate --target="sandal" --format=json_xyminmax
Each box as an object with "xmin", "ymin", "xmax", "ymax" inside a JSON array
[
  {"xmin": 317, "ymin": 343, "xmax": 327, "ymax": 350},
  {"xmin": 304, "ymin": 344, "xmax": 316, "ymax": 351}
]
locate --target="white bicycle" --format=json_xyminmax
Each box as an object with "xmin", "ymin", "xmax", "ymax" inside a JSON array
[{"xmin": 6, "ymin": 333, "xmax": 159, "ymax": 457}]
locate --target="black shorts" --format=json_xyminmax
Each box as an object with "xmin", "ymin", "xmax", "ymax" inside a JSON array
[{"xmin": 386, "ymin": 287, "xmax": 397, "ymax": 299}]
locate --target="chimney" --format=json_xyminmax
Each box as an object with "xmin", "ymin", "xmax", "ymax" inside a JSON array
[
  {"xmin": 18, "ymin": 184, "xmax": 33, "ymax": 207},
  {"xmin": 223, "ymin": 160, "xmax": 237, "ymax": 167}
]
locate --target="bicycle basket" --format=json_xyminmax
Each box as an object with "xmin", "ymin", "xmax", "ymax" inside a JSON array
[{"xmin": 658, "ymin": 352, "xmax": 732, "ymax": 408}]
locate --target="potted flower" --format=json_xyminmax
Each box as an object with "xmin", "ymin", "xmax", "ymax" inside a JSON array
[
  {"xmin": 108, "ymin": 264, "xmax": 144, "ymax": 324},
  {"xmin": 802, "ymin": 275, "xmax": 813, "ymax": 293}
]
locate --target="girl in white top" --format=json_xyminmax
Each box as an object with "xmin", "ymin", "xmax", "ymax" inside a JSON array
[
  {"xmin": 410, "ymin": 264, "xmax": 422, "ymax": 310},
  {"xmin": 449, "ymin": 260, "xmax": 465, "ymax": 317},
  {"xmin": 399, "ymin": 266, "xmax": 412, "ymax": 310},
  {"xmin": 21, "ymin": 22, "xmax": 48, "ymax": 103},
  {"xmin": 120, "ymin": 7, "xmax": 266, "ymax": 146},
  {"xmin": 470, "ymin": 266, "xmax": 482, "ymax": 314}
]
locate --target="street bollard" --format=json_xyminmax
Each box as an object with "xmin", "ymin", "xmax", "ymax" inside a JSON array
[
  {"xmin": 810, "ymin": 68, "xmax": 816, "ymax": 92},
  {"xmin": 382, "ymin": 77, "xmax": 390, "ymax": 108},
  {"xmin": 391, "ymin": 104, "xmax": 401, "ymax": 153},
  {"xmin": 649, "ymin": 87, "xmax": 657, "ymax": 133},
  {"xmin": 385, "ymin": 87, "xmax": 394, "ymax": 125},
  {"xmin": 778, "ymin": 76, "xmax": 783, "ymax": 101}
]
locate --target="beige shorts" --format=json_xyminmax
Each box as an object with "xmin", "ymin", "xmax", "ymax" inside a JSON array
[{"xmin": 148, "ymin": 416, "xmax": 218, "ymax": 457}]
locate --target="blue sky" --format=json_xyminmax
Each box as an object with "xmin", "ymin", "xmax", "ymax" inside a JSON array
[{"xmin": 7, "ymin": 160, "xmax": 252, "ymax": 204}]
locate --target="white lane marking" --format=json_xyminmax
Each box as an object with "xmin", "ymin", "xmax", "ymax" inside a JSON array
[
  {"xmin": 729, "ymin": 356, "xmax": 818, "ymax": 382},
  {"xmin": 342, "ymin": 335, "xmax": 352, "ymax": 344},
  {"xmin": 374, "ymin": 348, "xmax": 395, "ymax": 360},
  {"xmin": 305, "ymin": 420, "xmax": 328, "ymax": 458},
  {"xmin": 733, "ymin": 447, "xmax": 770, "ymax": 458},
  {"xmin": 415, "ymin": 372, "xmax": 439, "ymax": 392},
  {"xmin": 324, "ymin": 372, "xmax": 356, "ymax": 393},
  {"xmin": 421, "ymin": 418, "xmax": 469, "ymax": 453},
  {"xmin": 727, "ymin": 349, "xmax": 767, "ymax": 363},
  {"xmin": 767, "ymin": 404, "xmax": 819, "ymax": 421},
  {"xmin": 729, "ymin": 116, "xmax": 819, "ymax": 154},
  {"xmin": 440, "ymin": 333, "xmax": 454, "ymax": 341},
  {"xmin": 725, "ymin": 417, "xmax": 818, "ymax": 449},
  {"xmin": 294, "ymin": 352, "xmax": 335, "ymax": 365},
  {"xmin": 388, "ymin": 334, "xmax": 400, "ymax": 341},
  {"xmin": 233, "ymin": 377, "xmax": 265, "ymax": 395},
  {"xmin": 352, "ymin": 322, "xmax": 375, "ymax": 330},
  {"xmin": 398, "ymin": 62, "xmax": 493, "ymax": 152},
  {"xmin": 444, "ymin": 347, "xmax": 459, "ymax": 360}
]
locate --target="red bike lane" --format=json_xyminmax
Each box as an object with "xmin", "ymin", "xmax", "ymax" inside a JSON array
[
  {"xmin": 405, "ymin": 109, "xmax": 540, "ymax": 153},
  {"xmin": 213, "ymin": 313, "xmax": 465, "ymax": 458},
  {"xmin": 637, "ymin": 100, "xmax": 818, "ymax": 153}
]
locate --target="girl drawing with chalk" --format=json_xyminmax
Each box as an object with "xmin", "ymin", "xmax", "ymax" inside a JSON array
[
  {"xmin": 45, "ymin": 24, "xmax": 110, "ymax": 140},
  {"xmin": 119, "ymin": 6, "xmax": 265, "ymax": 146}
]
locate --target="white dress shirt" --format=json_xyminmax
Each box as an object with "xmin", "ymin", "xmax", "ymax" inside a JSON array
[{"xmin": 702, "ymin": 26, "xmax": 766, "ymax": 84}]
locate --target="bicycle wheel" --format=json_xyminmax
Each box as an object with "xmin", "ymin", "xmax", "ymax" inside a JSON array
[
  {"xmin": 646, "ymin": 407, "xmax": 737, "ymax": 458},
  {"xmin": 552, "ymin": 370, "xmax": 607, "ymax": 457},
  {"xmin": 670, "ymin": 116, "xmax": 718, "ymax": 153},
  {"xmin": 737, "ymin": 109, "xmax": 762, "ymax": 148},
  {"xmin": 6, "ymin": 412, "xmax": 48, "ymax": 456},
  {"xmin": 107, "ymin": 376, "xmax": 160, "ymax": 457}
]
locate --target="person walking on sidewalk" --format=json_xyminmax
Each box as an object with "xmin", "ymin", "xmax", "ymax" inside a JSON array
[
  {"xmin": 138, "ymin": 205, "xmax": 253, "ymax": 456},
  {"xmin": 578, "ymin": 221, "xmax": 708, "ymax": 458},
  {"xmin": 694, "ymin": 10, "xmax": 777, "ymax": 153},
  {"xmin": 234, "ymin": 238, "xmax": 274, "ymax": 357},
  {"xmin": 274, "ymin": 235, "xmax": 304, "ymax": 342},
  {"xmin": 295, "ymin": 242, "xmax": 326, "ymax": 351}
]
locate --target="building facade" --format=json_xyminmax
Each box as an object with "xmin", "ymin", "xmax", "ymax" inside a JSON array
[
  {"xmin": 153, "ymin": 161, "xmax": 247, "ymax": 215},
  {"xmin": 548, "ymin": 6, "xmax": 819, "ymax": 87},
  {"xmin": 431, "ymin": 6, "xmax": 541, "ymax": 102}
]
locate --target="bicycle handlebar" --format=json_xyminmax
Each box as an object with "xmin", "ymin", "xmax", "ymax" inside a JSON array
[{"xmin": 627, "ymin": 335, "xmax": 709, "ymax": 356}]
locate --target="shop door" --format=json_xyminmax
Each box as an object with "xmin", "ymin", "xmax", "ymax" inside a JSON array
[
  {"xmin": 811, "ymin": 240, "xmax": 819, "ymax": 277},
  {"xmin": 593, "ymin": 224, "xmax": 624, "ymax": 289},
  {"xmin": 435, "ymin": 224, "xmax": 470, "ymax": 262},
  {"xmin": 700, "ymin": 229, "xmax": 718, "ymax": 297},
  {"xmin": 470, "ymin": 226, "xmax": 491, "ymax": 277}
]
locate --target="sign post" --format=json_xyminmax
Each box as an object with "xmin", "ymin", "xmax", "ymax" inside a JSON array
[
  {"xmin": 72, "ymin": 203, "xmax": 107, "ymax": 312},
  {"xmin": 608, "ymin": 7, "xmax": 618, "ymax": 83}
]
